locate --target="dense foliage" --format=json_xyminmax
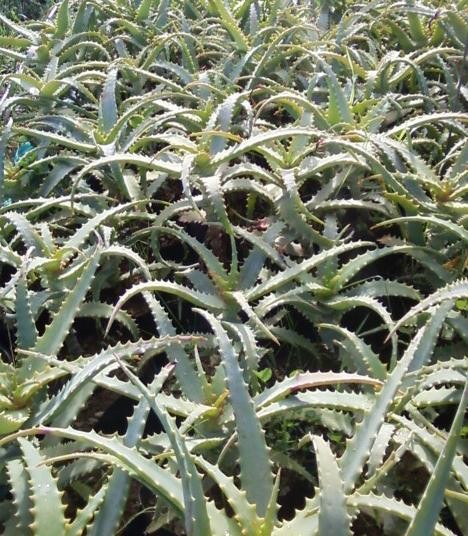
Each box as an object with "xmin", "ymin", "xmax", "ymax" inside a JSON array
[
  {"xmin": 0, "ymin": 0, "xmax": 467, "ymax": 534},
  {"xmin": 1, "ymin": 0, "xmax": 50, "ymax": 23}
]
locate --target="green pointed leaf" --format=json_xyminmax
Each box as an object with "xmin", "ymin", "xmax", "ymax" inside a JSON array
[
  {"xmin": 405, "ymin": 382, "xmax": 468, "ymax": 536},
  {"xmin": 17, "ymin": 438, "xmax": 66, "ymax": 536},
  {"xmin": 55, "ymin": 0, "xmax": 70, "ymax": 38},
  {"xmin": 313, "ymin": 434, "xmax": 351, "ymax": 535},
  {"xmin": 194, "ymin": 310, "xmax": 274, "ymax": 516},
  {"xmin": 33, "ymin": 250, "xmax": 101, "ymax": 357}
]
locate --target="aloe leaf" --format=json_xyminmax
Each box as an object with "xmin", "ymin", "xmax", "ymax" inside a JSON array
[
  {"xmin": 229, "ymin": 291, "xmax": 279, "ymax": 344},
  {"xmin": 281, "ymin": 168, "xmax": 324, "ymax": 226},
  {"xmin": 0, "ymin": 47, "xmax": 26, "ymax": 61},
  {"xmin": 225, "ymin": 321, "xmax": 260, "ymax": 379},
  {"xmin": 200, "ymin": 173, "xmax": 233, "ymax": 233},
  {"xmin": 0, "ymin": 408, "xmax": 31, "ymax": 435},
  {"xmin": 238, "ymin": 222, "xmax": 287, "ymax": 290},
  {"xmin": 88, "ymin": 378, "xmax": 159, "ymax": 536},
  {"xmin": 261, "ymin": 469, "xmax": 281, "ymax": 535},
  {"xmin": 375, "ymin": 216, "xmax": 468, "ymax": 243},
  {"xmin": 324, "ymin": 295, "xmax": 396, "ymax": 358},
  {"xmin": 32, "ymin": 250, "xmax": 101, "ymax": 358},
  {"xmin": 55, "ymin": 0, "xmax": 70, "ymax": 38},
  {"xmin": 212, "ymin": 128, "xmax": 321, "ymax": 165},
  {"xmin": 387, "ymin": 112, "xmax": 467, "ymax": 136},
  {"xmin": 136, "ymin": 0, "xmax": 155, "ymax": 21},
  {"xmin": 0, "ymin": 14, "xmax": 39, "ymax": 41},
  {"xmin": 30, "ymin": 336, "xmax": 195, "ymax": 425},
  {"xmin": 12, "ymin": 127, "xmax": 95, "ymax": 153},
  {"xmin": 6, "ymin": 459, "xmax": 33, "ymax": 533},
  {"xmin": 393, "ymin": 414, "xmax": 468, "ymax": 488},
  {"xmin": 318, "ymin": 324, "xmax": 387, "ymax": 380},
  {"xmin": 67, "ymin": 484, "xmax": 108, "ymax": 536},
  {"xmin": 273, "ymin": 497, "xmax": 319, "ymax": 535},
  {"xmin": 255, "ymin": 371, "xmax": 381, "ymax": 409},
  {"xmin": 257, "ymin": 91, "xmax": 329, "ymax": 131},
  {"xmin": 3, "ymin": 212, "xmax": 48, "ymax": 256},
  {"xmin": 143, "ymin": 292, "xmax": 204, "ymax": 402},
  {"xmin": 335, "ymin": 245, "xmax": 447, "ymax": 289},
  {"xmin": 407, "ymin": 8, "xmax": 427, "ymax": 45},
  {"xmin": 323, "ymin": 64, "xmax": 353, "ymax": 126},
  {"xmin": 207, "ymin": 0, "xmax": 249, "ymax": 51},
  {"xmin": 312, "ymin": 434, "xmax": 351, "ymax": 534},
  {"xmin": 366, "ymin": 422, "xmax": 395, "ymax": 478},
  {"xmin": 113, "ymin": 362, "xmax": 212, "ymax": 536},
  {"xmin": 401, "ymin": 439, "xmax": 468, "ymax": 535},
  {"xmin": 154, "ymin": 225, "xmax": 228, "ymax": 281},
  {"xmin": 207, "ymin": 92, "xmax": 245, "ymax": 154},
  {"xmin": 15, "ymin": 274, "xmax": 37, "ymax": 350},
  {"xmin": 98, "ymin": 68, "xmax": 118, "ymax": 135},
  {"xmin": 394, "ymin": 280, "xmax": 468, "ymax": 335},
  {"xmin": 247, "ymin": 241, "xmax": 372, "ymax": 301},
  {"xmin": 107, "ymin": 280, "xmax": 225, "ymax": 334},
  {"xmin": 64, "ymin": 202, "xmax": 141, "ymax": 251},
  {"xmin": 348, "ymin": 494, "xmax": 455, "ymax": 536},
  {"xmin": 194, "ymin": 456, "xmax": 260, "ymax": 534},
  {"xmin": 72, "ymin": 154, "xmax": 180, "ymax": 196},
  {"xmin": 345, "ymin": 279, "xmax": 421, "ymax": 301},
  {"xmin": 257, "ymin": 390, "xmax": 366, "ymax": 422},
  {"xmin": 17, "ymin": 438, "xmax": 66, "ymax": 536},
  {"xmin": 1, "ymin": 427, "xmax": 185, "ymax": 513},
  {"xmin": 78, "ymin": 301, "xmax": 138, "ymax": 338},
  {"xmin": 6, "ymin": 73, "xmax": 40, "ymax": 95},
  {"xmin": 268, "ymin": 326, "xmax": 318, "ymax": 354},
  {"xmin": 339, "ymin": 302, "xmax": 453, "ymax": 491},
  {"xmin": 0, "ymin": 118, "xmax": 11, "ymax": 203},
  {"xmin": 194, "ymin": 309, "xmax": 274, "ymax": 517},
  {"xmin": 405, "ymin": 382, "xmax": 468, "ymax": 536}
]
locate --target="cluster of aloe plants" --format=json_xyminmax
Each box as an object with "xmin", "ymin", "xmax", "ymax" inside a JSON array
[{"xmin": 0, "ymin": 0, "xmax": 466, "ymax": 534}]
